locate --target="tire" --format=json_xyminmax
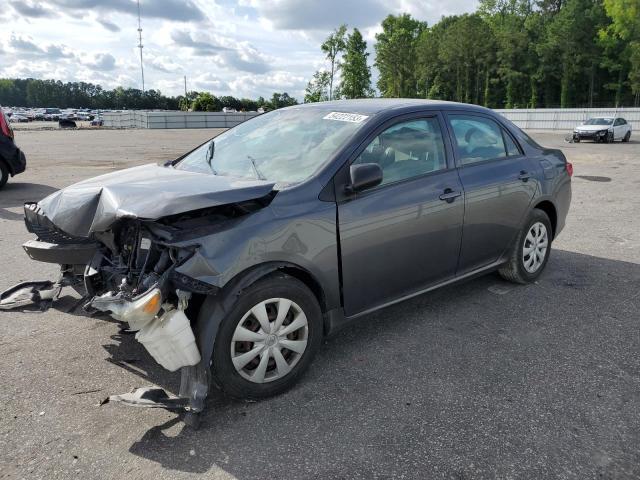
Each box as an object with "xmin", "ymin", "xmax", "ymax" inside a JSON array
[
  {"xmin": 0, "ymin": 161, "xmax": 8, "ymax": 190},
  {"xmin": 622, "ymin": 131, "xmax": 631, "ymax": 143},
  {"xmin": 499, "ymin": 209, "xmax": 552, "ymax": 284},
  {"xmin": 606, "ymin": 132, "xmax": 614, "ymax": 143},
  {"xmin": 211, "ymin": 274, "xmax": 323, "ymax": 400}
]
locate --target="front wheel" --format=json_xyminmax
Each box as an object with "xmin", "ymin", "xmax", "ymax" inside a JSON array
[
  {"xmin": 499, "ymin": 209, "xmax": 552, "ymax": 284},
  {"xmin": 211, "ymin": 274, "xmax": 323, "ymax": 400}
]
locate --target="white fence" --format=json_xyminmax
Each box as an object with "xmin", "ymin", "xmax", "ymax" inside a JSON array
[
  {"xmin": 103, "ymin": 108, "xmax": 640, "ymax": 131},
  {"xmin": 495, "ymin": 108, "xmax": 640, "ymax": 131},
  {"xmin": 102, "ymin": 111, "xmax": 260, "ymax": 129}
]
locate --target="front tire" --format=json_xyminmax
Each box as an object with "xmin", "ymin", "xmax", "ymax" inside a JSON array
[
  {"xmin": 211, "ymin": 274, "xmax": 323, "ymax": 400},
  {"xmin": 499, "ymin": 209, "xmax": 552, "ymax": 284}
]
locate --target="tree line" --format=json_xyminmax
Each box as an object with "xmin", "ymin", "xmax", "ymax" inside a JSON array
[
  {"xmin": 306, "ymin": 0, "xmax": 640, "ymax": 108},
  {"xmin": 0, "ymin": 77, "xmax": 297, "ymax": 111}
]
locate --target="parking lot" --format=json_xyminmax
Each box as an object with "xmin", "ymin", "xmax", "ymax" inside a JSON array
[{"xmin": 0, "ymin": 127, "xmax": 639, "ymax": 479}]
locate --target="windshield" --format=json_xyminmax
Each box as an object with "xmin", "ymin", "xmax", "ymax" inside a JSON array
[
  {"xmin": 175, "ymin": 107, "xmax": 370, "ymax": 184},
  {"xmin": 584, "ymin": 118, "xmax": 613, "ymax": 125}
]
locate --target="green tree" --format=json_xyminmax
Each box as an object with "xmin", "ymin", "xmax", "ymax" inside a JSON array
[
  {"xmin": 340, "ymin": 28, "xmax": 373, "ymax": 99},
  {"xmin": 304, "ymin": 71, "xmax": 331, "ymax": 103},
  {"xmin": 269, "ymin": 92, "xmax": 298, "ymax": 109},
  {"xmin": 191, "ymin": 92, "xmax": 221, "ymax": 111},
  {"xmin": 601, "ymin": 0, "xmax": 640, "ymax": 105},
  {"xmin": 321, "ymin": 24, "xmax": 348, "ymax": 100},
  {"xmin": 374, "ymin": 14, "xmax": 427, "ymax": 97}
]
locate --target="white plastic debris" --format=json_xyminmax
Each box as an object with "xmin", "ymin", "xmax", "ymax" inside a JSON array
[{"xmin": 136, "ymin": 309, "xmax": 201, "ymax": 372}]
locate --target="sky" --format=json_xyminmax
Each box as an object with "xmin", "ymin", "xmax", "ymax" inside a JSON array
[{"xmin": 0, "ymin": 0, "xmax": 478, "ymax": 101}]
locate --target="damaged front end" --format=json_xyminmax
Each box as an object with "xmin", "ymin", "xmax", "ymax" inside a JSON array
[{"xmin": 5, "ymin": 188, "xmax": 276, "ymax": 421}]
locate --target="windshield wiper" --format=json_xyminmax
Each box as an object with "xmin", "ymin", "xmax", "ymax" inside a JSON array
[
  {"xmin": 247, "ymin": 155, "xmax": 266, "ymax": 180},
  {"xmin": 206, "ymin": 140, "xmax": 217, "ymax": 174}
]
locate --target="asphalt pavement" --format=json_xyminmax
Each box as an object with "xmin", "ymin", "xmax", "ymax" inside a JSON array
[{"xmin": 0, "ymin": 128, "xmax": 638, "ymax": 479}]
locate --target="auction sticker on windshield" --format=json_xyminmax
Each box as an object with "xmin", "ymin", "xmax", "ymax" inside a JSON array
[{"xmin": 323, "ymin": 112, "xmax": 369, "ymax": 123}]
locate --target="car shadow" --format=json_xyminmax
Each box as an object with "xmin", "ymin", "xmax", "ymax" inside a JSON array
[
  {"xmin": 0, "ymin": 182, "xmax": 57, "ymax": 221},
  {"xmin": 106, "ymin": 249, "xmax": 640, "ymax": 477}
]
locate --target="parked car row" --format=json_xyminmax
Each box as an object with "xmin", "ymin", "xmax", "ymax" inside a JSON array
[{"xmin": 2, "ymin": 107, "xmax": 104, "ymax": 122}]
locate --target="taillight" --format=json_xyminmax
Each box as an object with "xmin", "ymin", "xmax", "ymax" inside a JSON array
[
  {"xmin": 566, "ymin": 162, "xmax": 573, "ymax": 177},
  {"xmin": 0, "ymin": 110, "xmax": 13, "ymax": 139}
]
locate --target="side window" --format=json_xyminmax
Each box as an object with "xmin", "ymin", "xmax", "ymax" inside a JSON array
[
  {"xmin": 353, "ymin": 117, "xmax": 447, "ymax": 186},
  {"xmin": 448, "ymin": 115, "xmax": 518, "ymax": 165},
  {"xmin": 503, "ymin": 131, "xmax": 522, "ymax": 156},
  {"xmin": 614, "ymin": 118, "xmax": 625, "ymax": 126}
]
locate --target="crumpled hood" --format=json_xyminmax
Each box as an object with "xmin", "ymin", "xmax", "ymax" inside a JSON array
[
  {"xmin": 36, "ymin": 163, "xmax": 276, "ymax": 237},
  {"xmin": 575, "ymin": 124, "xmax": 611, "ymax": 132}
]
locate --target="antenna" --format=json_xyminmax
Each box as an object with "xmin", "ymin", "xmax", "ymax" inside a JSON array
[{"xmin": 137, "ymin": 0, "xmax": 145, "ymax": 93}]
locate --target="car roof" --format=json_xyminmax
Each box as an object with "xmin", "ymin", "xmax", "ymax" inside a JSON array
[{"xmin": 288, "ymin": 98, "xmax": 494, "ymax": 116}]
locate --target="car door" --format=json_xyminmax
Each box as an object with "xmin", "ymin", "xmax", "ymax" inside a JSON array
[
  {"xmin": 444, "ymin": 112, "xmax": 538, "ymax": 275},
  {"xmin": 613, "ymin": 118, "xmax": 627, "ymax": 140},
  {"xmin": 336, "ymin": 113, "xmax": 464, "ymax": 316}
]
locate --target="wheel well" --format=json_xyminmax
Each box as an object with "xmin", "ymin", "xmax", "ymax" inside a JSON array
[
  {"xmin": 221, "ymin": 262, "xmax": 328, "ymax": 314},
  {"xmin": 278, "ymin": 266, "xmax": 327, "ymax": 313},
  {"xmin": 534, "ymin": 201, "xmax": 557, "ymax": 238}
]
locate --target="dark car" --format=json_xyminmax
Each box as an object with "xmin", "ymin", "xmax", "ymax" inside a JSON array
[
  {"xmin": 8, "ymin": 100, "xmax": 571, "ymax": 419},
  {"xmin": 0, "ymin": 106, "xmax": 27, "ymax": 189}
]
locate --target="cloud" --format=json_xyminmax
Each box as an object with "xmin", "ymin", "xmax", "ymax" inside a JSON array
[
  {"xmin": 192, "ymin": 73, "xmax": 230, "ymax": 92},
  {"xmin": 240, "ymin": 0, "xmax": 478, "ymax": 30},
  {"xmin": 84, "ymin": 53, "xmax": 117, "ymax": 71},
  {"xmin": 147, "ymin": 53, "xmax": 181, "ymax": 73},
  {"xmin": 239, "ymin": 0, "xmax": 389, "ymax": 30},
  {"xmin": 10, "ymin": 1, "xmax": 57, "ymax": 18},
  {"xmin": 7, "ymin": 35, "xmax": 75, "ymax": 60},
  {"xmin": 46, "ymin": 0, "xmax": 205, "ymax": 22},
  {"xmin": 97, "ymin": 18, "xmax": 120, "ymax": 32},
  {"xmin": 171, "ymin": 29, "xmax": 271, "ymax": 74},
  {"xmin": 228, "ymin": 71, "xmax": 307, "ymax": 97},
  {"xmin": 171, "ymin": 30, "xmax": 232, "ymax": 55}
]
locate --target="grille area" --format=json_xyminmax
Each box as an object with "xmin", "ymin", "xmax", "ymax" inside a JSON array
[{"xmin": 24, "ymin": 202, "xmax": 93, "ymax": 245}]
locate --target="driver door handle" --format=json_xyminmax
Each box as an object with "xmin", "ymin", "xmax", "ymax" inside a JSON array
[
  {"xmin": 439, "ymin": 188, "xmax": 462, "ymax": 203},
  {"xmin": 518, "ymin": 171, "xmax": 531, "ymax": 182}
]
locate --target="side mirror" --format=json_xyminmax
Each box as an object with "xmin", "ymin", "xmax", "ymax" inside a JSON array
[{"xmin": 347, "ymin": 163, "xmax": 383, "ymax": 193}]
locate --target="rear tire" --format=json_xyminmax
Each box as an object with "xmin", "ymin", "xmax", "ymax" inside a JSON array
[
  {"xmin": 499, "ymin": 209, "xmax": 552, "ymax": 284},
  {"xmin": 211, "ymin": 274, "xmax": 323, "ymax": 400},
  {"xmin": 0, "ymin": 161, "xmax": 8, "ymax": 189},
  {"xmin": 622, "ymin": 131, "xmax": 631, "ymax": 143}
]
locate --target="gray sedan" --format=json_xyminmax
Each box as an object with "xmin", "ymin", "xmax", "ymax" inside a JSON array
[{"xmin": 6, "ymin": 99, "xmax": 572, "ymax": 423}]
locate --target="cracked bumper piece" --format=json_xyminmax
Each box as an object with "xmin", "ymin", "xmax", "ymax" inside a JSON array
[
  {"xmin": 22, "ymin": 239, "xmax": 98, "ymax": 265},
  {"xmin": 102, "ymin": 387, "xmax": 188, "ymax": 409}
]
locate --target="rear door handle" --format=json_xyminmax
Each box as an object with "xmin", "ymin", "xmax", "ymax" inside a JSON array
[
  {"xmin": 439, "ymin": 188, "xmax": 462, "ymax": 203},
  {"xmin": 518, "ymin": 171, "xmax": 531, "ymax": 182}
]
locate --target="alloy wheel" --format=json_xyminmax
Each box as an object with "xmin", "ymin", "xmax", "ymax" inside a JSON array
[
  {"xmin": 230, "ymin": 298, "xmax": 309, "ymax": 384},
  {"xmin": 522, "ymin": 221, "xmax": 548, "ymax": 273}
]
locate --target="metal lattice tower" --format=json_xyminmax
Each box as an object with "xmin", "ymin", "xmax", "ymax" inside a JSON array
[{"xmin": 137, "ymin": 0, "xmax": 145, "ymax": 93}]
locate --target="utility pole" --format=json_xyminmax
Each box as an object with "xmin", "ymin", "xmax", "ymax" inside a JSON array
[
  {"xmin": 184, "ymin": 75, "xmax": 187, "ymax": 98},
  {"xmin": 137, "ymin": 0, "xmax": 145, "ymax": 93}
]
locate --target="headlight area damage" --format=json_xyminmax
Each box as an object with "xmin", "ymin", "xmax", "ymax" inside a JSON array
[{"xmin": 1, "ymin": 187, "xmax": 277, "ymax": 424}]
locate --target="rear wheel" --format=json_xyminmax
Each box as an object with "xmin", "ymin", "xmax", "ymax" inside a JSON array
[
  {"xmin": 499, "ymin": 209, "xmax": 552, "ymax": 284},
  {"xmin": 0, "ymin": 161, "xmax": 8, "ymax": 189},
  {"xmin": 622, "ymin": 131, "xmax": 631, "ymax": 143},
  {"xmin": 211, "ymin": 275, "xmax": 323, "ymax": 400}
]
